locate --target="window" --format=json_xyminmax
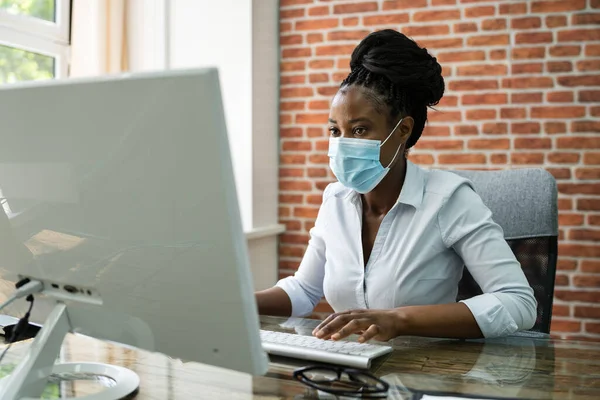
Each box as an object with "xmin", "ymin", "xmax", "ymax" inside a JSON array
[{"xmin": 0, "ymin": 0, "xmax": 70, "ymax": 84}]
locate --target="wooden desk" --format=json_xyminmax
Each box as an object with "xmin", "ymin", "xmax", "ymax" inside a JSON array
[{"xmin": 1, "ymin": 316, "xmax": 600, "ymax": 399}]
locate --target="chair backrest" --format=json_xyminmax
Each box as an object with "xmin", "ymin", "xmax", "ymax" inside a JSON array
[{"xmin": 451, "ymin": 168, "xmax": 558, "ymax": 333}]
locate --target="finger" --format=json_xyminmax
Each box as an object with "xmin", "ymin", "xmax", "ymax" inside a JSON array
[
  {"xmin": 358, "ymin": 324, "xmax": 380, "ymax": 343},
  {"xmin": 331, "ymin": 319, "xmax": 371, "ymax": 341},
  {"xmin": 313, "ymin": 310, "xmax": 351, "ymax": 335},
  {"xmin": 314, "ymin": 315, "xmax": 353, "ymax": 339}
]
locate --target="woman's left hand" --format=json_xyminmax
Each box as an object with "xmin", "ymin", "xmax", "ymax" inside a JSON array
[{"xmin": 312, "ymin": 309, "xmax": 404, "ymax": 343}]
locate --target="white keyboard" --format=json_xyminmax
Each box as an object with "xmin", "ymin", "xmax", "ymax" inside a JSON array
[{"xmin": 260, "ymin": 330, "xmax": 393, "ymax": 369}]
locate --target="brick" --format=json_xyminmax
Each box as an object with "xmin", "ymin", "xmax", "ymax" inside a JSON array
[
  {"xmin": 309, "ymin": 154, "xmax": 329, "ymax": 164},
  {"xmin": 582, "ymin": 260, "xmax": 600, "ymax": 273},
  {"xmin": 500, "ymin": 2, "xmax": 527, "ymax": 14},
  {"xmin": 584, "ymin": 152, "xmax": 600, "ymax": 164},
  {"xmin": 482, "ymin": 19, "xmax": 506, "ymax": 31},
  {"xmin": 557, "ymin": 198, "xmax": 573, "ymax": 209},
  {"xmin": 308, "ymin": 100, "xmax": 330, "ymax": 110},
  {"xmin": 281, "ymin": 0, "xmax": 312, "ymax": 5},
  {"xmin": 307, "ymin": 33, "xmax": 323, "ymax": 44},
  {"xmin": 308, "ymin": 5, "xmax": 329, "ymax": 16},
  {"xmin": 327, "ymin": 30, "xmax": 370, "ymax": 41},
  {"xmin": 364, "ymin": 13, "xmax": 408, "ymax": 25},
  {"xmin": 280, "ymin": 114, "xmax": 292, "ymax": 125},
  {"xmin": 573, "ymin": 13, "xmax": 600, "ymax": 25},
  {"xmin": 462, "ymin": 93, "xmax": 507, "ymax": 105},
  {"xmin": 466, "ymin": 109, "xmax": 496, "ymax": 120},
  {"xmin": 281, "ymin": 8, "xmax": 305, "ymax": 19},
  {"xmin": 555, "ymin": 290, "xmax": 600, "ymax": 303},
  {"xmin": 279, "ymin": 167, "xmax": 304, "ymax": 178},
  {"xmin": 408, "ymin": 154, "xmax": 435, "ymax": 165},
  {"xmin": 558, "ymin": 258, "xmax": 577, "ymax": 270},
  {"xmin": 307, "ymin": 168, "xmax": 328, "ymax": 178},
  {"xmin": 281, "ymin": 233, "xmax": 310, "ymax": 245},
  {"xmin": 455, "ymin": 125, "xmax": 479, "ymax": 135},
  {"xmin": 591, "ymin": 215, "xmax": 600, "ymax": 226},
  {"xmin": 422, "ymin": 126, "xmax": 451, "ymax": 136},
  {"xmin": 570, "ymin": 229, "xmax": 600, "ymax": 241},
  {"xmin": 306, "ymin": 194, "xmax": 323, "ymax": 205},
  {"xmin": 280, "ymin": 128, "xmax": 303, "ymax": 138},
  {"xmin": 545, "ymin": 122, "xmax": 566, "ymax": 134},
  {"xmin": 317, "ymin": 86, "xmax": 339, "ymax": 96},
  {"xmin": 278, "ymin": 260, "xmax": 299, "ymax": 272},
  {"xmin": 417, "ymin": 38, "xmax": 463, "ymax": 49},
  {"xmin": 586, "ymin": 323, "xmax": 600, "ymax": 335},
  {"xmin": 559, "ymin": 244, "xmax": 600, "ymax": 257},
  {"xmin": 382, "ymin": 0, "xmax": 428, "ymax": 9},
  {"xmin": 427, "ymin": 111, "xmax": 462, "ymax": 122},
  {"xmin": 502, "ymin": 77, "xmax": 553, "ymax": 89},
  {"xmin": 333, "ymin": 2, "xmax": 378, "ymax": 14},
  {"xmin": 448, "ymin": 80, "xmax": 498, "ymax": 91},
  {"xmin": 279, "ymin": 244, "xmax": 305, "ymax": 258},
  {"xmin": 490, "ymin": 154, "xmax": 507, "ymax": 164},
  {"xmin": 500, "ymin": 108, "xmax": 526, "ymax": 119},
  {"xmin": 281, "ymin": 102, "xmax": 305, "ymax": 112},
  {"xmin": 578, "ymin": 198, "xmax": 600, "ymax": 211},
  {"xmin": 468, "ymin": 139, "xmax": 510, "ymax": 150},
  {"xmin": 337, "ymin": 58, "xmax": 350, "ymax": 69},
  {"xmin": 438, "ymin": 95, "xmax": 459, "ymax": 107},
  {"xmin": 281, "ymin": 154, "xmax": 306, "ymax": 165},
  {"xmin": 577, "ymin": 60, "xmax": 600, "ymax": 72},
  {"xmin": 296, "ymin": 113, "xmax": 329, "ymax": 124},
  {"xmin": 512, "ymin": 47, "xmax": 546, "ymax": 59},
  {"xmin": 295, "ymin": 19, "xmax": 339, "ymax": 31},
  {"xmin": 559, "ymin": 213, "xmax": 584, "ymax": 226},
  {"xmin": 343, "ymin": 17, "xmax": 359, "ymax": 26},
  {"xmin": 467, "ymin": 34, "xmax": 510, "ymax": 46},
  {"xmin": 280, "ymin": 180, "xmax": 312, "ymax": 192},
  {"xmin": 512, "ymin": 91, "xmax": 543, "ymax": 103},
  {"xmin": 281, "ymin": 75, "xmax": 305, "ymax": 85},
  {"xmin": 314, "ymin": 140, "xmax": 328, "ymax": 151},
  {"xmin": 531, "ymin": 107, "xmax": 585, "ymax": 119},
  {"xmin": 573, "ymin": 121, "xmax": 600, "ymax": 133},
  {"xmin": 547, "ymin": 168, "xmax": 571, "ymax": 179},
  {"xmin": 558, "ymin": 29, "xmax": 600, "ymax": 42},
  {"xmin": 314, "ymin": 181, "xmax": 333, "ymax": 191},
  {"xmin": 559, "ymin": 183, "xmax": 600, "ymax": 195},
  {"xmin": 490, "ymin": 49, "xmax": 506, "ymax": 60},
  {"xmin": 281, "ymin": 61, "xmax": 305, "ymax": 72},
  {"xmin": 281, "ymin": 219, "xmax": 302, "ymax": 231},
  {"xmin": 282, "ymin": 141, "xmax": 311, "ymax": 152},
  {"xmin": 437, "ymin": 51, "xmax": 486, "ymax": 63},
  {"xmin": 465, "ymin": 6, "xmax": 495, "ymax": 18},
  {"xmin": 280, "ymin": 22, "xmax": 292, "ymax": 33},
  {"xmin": 511, "ymin": 17, "xmax": 541, "ymax": 30},
  {"xmin": 482, "ymin": 122, "xmax": 508, "ymax": 134},
  {"xmin": 593, "ymin": 106, "xmax": 600, "ymax": 116},
  {"xmin": 548, "ymin": 61, "xmax": 573, "ymax": 73},
  {"xmin": 516, "ymin": 32, "xmax": 553, "ymax": 44},
  {"xmin": 512, "ymin": 63, "xmax": 543, "ymax": 74},
  {"xmin": 514, "ymin": 138, "xmax": 552, "ymax": 149},
  {"xmin": 548, "ymin": 153, "xmax": 580, "ymax": 163},
  {"xmin": 558, "ymin": 137, "xmax": 600, "ymax": 149},
  {"xmin": 547, "ymin": 91, "xmax": 574, "ymax": 103},
  {"xmin": 403, "ymin": 25, "xmax": 450, "ymax": 37},
  {"xmin": 574, "ymin": 275, "xmax": 600, "ymax": 288},
  {"xmin": 307, "ymin": 127, "xmax": 326, "ymax": 138},
  {"xmin": 432, "ymin": 0, "xmax": 456, "ymax": 4},
  {"xmin": 550, "ymin": 45, "xmax": 582, "ymax": 57},
  {"xmin": 283, "ymin": 47, "xmax": 312, "ymax": 58},
  {"xmin": 332, "ymin": 71, "xmax": 349, "ymax": 82},
  {"xmin": 457, "ymin": 64, "xmax": 507, "ymax": 76},
  {"xmin": 555, "ymin": 274, "xmax": 569, "ymax": 286},
  {"xmin": 281, "ymin": 87, "xmax": 313, "ymax": 98},
  {"xmin": 413, "ymin": 9, "xmax": 460, "ymax": 22},
  {"xmin": 293, "ymin": 207, "xmax": 319, "ymax": 219},
  {"xmin": 281, "ymin": 34, "xmax": 303, "ymax": 46},
  {"xmin": 279, "ymin": 193, "xmax": 303, "ymax": 204},
  {"xmin": 511, "ymin": 153, "xmax": 544, "ymax": 164},
  {"xmin": 316, "ymin": 44, "xmax": 357, "ymax": 56},
  {"xmin": 309, "ymin": 73, "xmax": 329, "ymax": 83},
  {"xmin": 416, "ymin": 140, "xmax": 463, "ymax": 150},
  {"xmin": 547, "ymin": 15, "xmax": 568, "ymax": 28},
  {"xmin": 532, "ymin": 0, "xmax": 586, "ymax": 12},
  {"xmin": 454, "ymin": 22, "xmax": 478, "ymax": 33},
  {"xmin": 586, "ymin": 44, "xmax": 600, "ymax": 56},
  {"xmin": 309, "ymin": 59, "xmax": 334, "ymax": 69},
  {"xmin": 554, "ymin": 305, "xmax": 571, "ymax": 317},
  {"xmin": 551, "ymin": 320, "xmax": 582, "ymax": 333},
  {"xmin": 438, "ymin": 154, "xmax": 486, "ymax": 164}
]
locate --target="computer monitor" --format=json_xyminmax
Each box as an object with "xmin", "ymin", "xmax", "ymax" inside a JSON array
[{"xmin": 0, "ymin": 68, "xmax": 269, "ymax": 399}]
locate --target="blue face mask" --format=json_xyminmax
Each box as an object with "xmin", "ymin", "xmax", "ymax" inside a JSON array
[{"xmin": 328, "ymin": 118, "xmax": 404, "ymax": 194}]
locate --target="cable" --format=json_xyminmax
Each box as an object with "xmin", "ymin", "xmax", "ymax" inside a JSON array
[
  {"xmin": 0, "ymin": 294, "xmax": 35, "ymax": 365},
  {"xmin": 0, "ymin": 279, "xmax": 43, "ymax": 314}
]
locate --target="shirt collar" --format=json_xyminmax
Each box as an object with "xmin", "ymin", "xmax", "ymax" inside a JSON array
[{"xmin": 396, "ymin": 160, "xmax": 425, "ymax": 209}]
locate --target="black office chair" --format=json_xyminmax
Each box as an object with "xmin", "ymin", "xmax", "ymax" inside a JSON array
[{"xmin": 452, "ymin": 168, "xmax": 559, "ymax": 334}]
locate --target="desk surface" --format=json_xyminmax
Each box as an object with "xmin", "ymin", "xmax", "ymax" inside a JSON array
[{"xmin": 2, "ymin": 316, "xmax": 600, "ymax": 399}]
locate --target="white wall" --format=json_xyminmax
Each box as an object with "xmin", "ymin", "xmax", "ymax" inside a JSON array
[{"xmin": 126, "ymin": 0, "xmax": 282, "ymax": 290}]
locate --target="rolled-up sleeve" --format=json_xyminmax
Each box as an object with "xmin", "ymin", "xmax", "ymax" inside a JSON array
[
  {"xmin": 438, "ymin": 183, "xmax": 538, "ymax": 338},
  {"xmin": 275, "ymin": 186, "xmax": 331, "ymax": 317}
]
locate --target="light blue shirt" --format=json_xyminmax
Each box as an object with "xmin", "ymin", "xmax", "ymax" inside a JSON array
[{"xmin": 276, "ymin": 161, "xmax": 537, "ymax": 338}]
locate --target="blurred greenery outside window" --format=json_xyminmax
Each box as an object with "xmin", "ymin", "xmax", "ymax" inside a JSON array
[{"xmin": 0, "ymin": 0, "xmax": 70, "ymax": 84}]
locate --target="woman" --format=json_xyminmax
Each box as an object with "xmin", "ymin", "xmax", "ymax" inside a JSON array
[{"xmin": 256, "ymin": 29, "xmax": 536, "ymax": 343}]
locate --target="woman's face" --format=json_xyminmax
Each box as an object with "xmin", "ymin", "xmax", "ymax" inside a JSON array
[{"xmin": 328, "ymin": 85, "xmax": 413, "ymax": 168}]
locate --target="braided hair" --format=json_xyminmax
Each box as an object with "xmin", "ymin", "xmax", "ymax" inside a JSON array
[{"xmin": 340, "ymin": 29, "xmax": 445, "ymax": 149}]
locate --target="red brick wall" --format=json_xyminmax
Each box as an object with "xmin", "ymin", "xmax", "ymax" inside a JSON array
[{"xmin": 278, "ymin": 0, "xmax": 600, "ymax": 340}]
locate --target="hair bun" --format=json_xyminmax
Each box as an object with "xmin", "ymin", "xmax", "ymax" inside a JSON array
[{"xmin": 349, "ymin": 29, "xmax": 444, "ymax": 107}]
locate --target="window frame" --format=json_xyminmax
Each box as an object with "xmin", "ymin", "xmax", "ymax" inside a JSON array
[{"xmin": 0, "ymin": 0, "xmax": 71, "ymax": 80}]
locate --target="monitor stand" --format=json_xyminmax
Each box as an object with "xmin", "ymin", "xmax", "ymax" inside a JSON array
[{"xmin": 0, "ymin": 303, "xmax": 139, "ymax": 400}]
